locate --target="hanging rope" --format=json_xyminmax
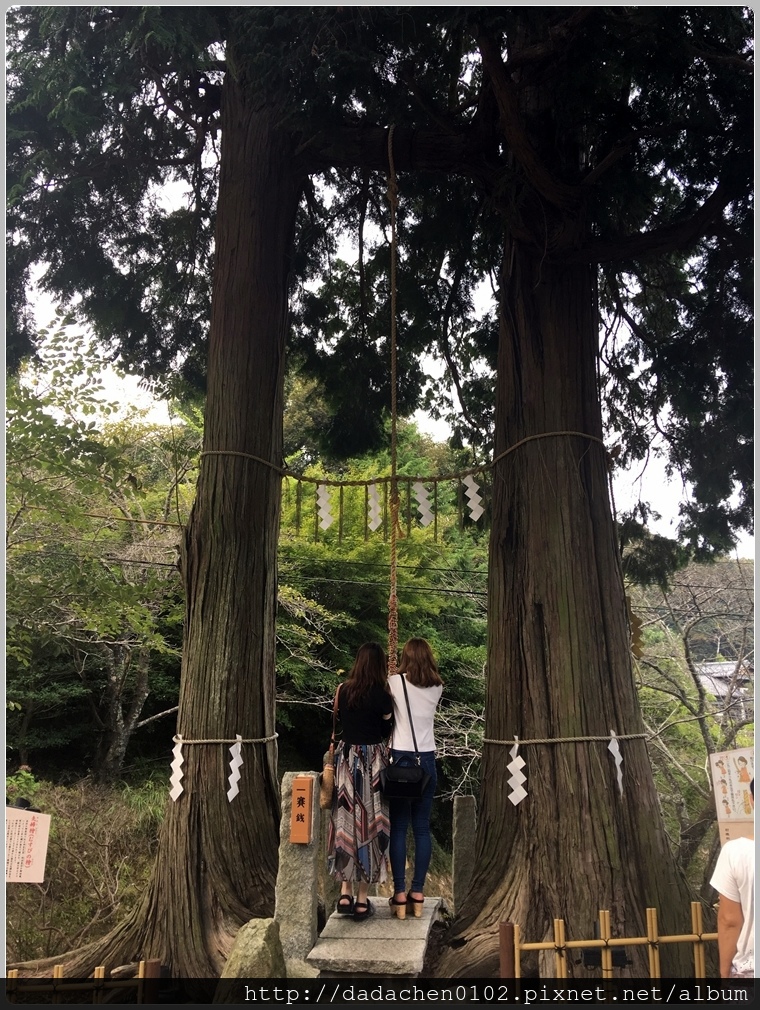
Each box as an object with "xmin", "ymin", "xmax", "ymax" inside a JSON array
[{"xmin": 387, "ymin": 124, "xmax": 401, "ymax": 675}]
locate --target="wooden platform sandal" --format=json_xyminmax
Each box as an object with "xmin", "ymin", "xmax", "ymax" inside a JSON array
[
  {"xmin": 389, "ymin": 894, "xmax": 407, "ymax": 920},
  {"xmin": 406, "ymin": 892, "xmax": 424, "ymax": 918}
]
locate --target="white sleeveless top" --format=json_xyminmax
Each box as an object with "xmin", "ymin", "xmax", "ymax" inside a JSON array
[
  {"xmin": 388, "ymin": 674, "xmax": 442, "ymax": 753},
  {"xmin": 710, "ymin": 836, "xmax": 755, "ymax": 976}
]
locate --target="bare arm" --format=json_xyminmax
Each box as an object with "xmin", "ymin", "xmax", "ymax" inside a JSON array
[{"xmin": 716, "ymin": 894, "xmax": 744, "ymax": 978}]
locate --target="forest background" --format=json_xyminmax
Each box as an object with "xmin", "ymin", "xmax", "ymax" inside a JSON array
[
  {"xmin": 6, "ymin": 326, "xmax": 754, "ymax": 964},
  {"xmin": 6, "ymin": 4, "xmax": 754, "ymax": 980}
]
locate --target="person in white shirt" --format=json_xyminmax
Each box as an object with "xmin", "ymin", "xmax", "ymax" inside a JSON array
[
  {"xmin": 387, "ymin": 638, "xmax": 443, "ymax": 919},
  {"xmin": 710, "ymin": 777, "xmax": 754, "ymax": 978}
]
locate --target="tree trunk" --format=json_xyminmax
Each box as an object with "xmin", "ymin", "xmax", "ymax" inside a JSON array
[
  {"xmin": 134, "ymin": 78, "xmax": 303, "ymax": 977},
  {"xmin": 13, "ymin": 76, "xmax": 304, "ymax": 981},
  {"xmin": 439, "ymin": 238, "xmax": 693, "ymax": 978},
  {"xmin": 94, "ymin": 646, "xmax": 152, "ymax": 784}
]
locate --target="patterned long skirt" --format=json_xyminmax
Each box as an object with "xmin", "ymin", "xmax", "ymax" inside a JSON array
[{"xmin": 327, "ymin": 742, "xmax": 390, "ymax": 884}]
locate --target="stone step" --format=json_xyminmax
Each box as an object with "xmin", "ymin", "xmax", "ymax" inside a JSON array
[{"xmin": 307, "ymin": 897, "xmax": 442, "ymax": 977}]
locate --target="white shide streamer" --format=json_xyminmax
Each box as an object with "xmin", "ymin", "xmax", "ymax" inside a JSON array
[
  {"xmin": 368, "ymin": 483, "xmax": 382, "ymax": 531},
  {"xmin": 316, "ymin": 483, "xmax": 333, "ymax": 530},
  {"xmin": 412, "ymin": 481, "xmax": 434, "ymax": 527},
  {"xmin": 508, "ymin": 737, "xmax": 527, "ymax": 806},
  {"xmin": 608, "ymin": 730, "xmax": 624, "ymax": 796},
  {"xmin": 462, "ymin": 474, "xmax": 484, "ymax": 521},
  {"xmin": 227, "ymin": 734, "xmax": 243, "ymax": 802},
  {"xmin": 169, "ymin": 735, "xmax": 185, "ymax": 802}
]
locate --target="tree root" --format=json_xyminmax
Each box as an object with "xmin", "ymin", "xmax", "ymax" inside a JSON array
[
  {"xmin": 7, "ymin": 897, "xmax": 241, "ymax": 980},
  {"xmin": 435, "ymin": 923, "xmax": 501, "ymax": 978},
  {"xmin": 8, "ymin": 907, "xmax": 146, "ymax": 978}
]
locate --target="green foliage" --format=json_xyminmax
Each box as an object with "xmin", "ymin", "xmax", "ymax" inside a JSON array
[
  {"xmin": 628, "ymin": 559, "xmax": 754, "ymax": 881},
  {"xmin": 5, "ymin": 327, "xmax": 198, "ymax": 776},
  {"xmin": 7, "ymin": 7, "xmax": 752, "ymax": 558},
  {"xmin": 6, "ymin": 5, "xmax": 223, "ymax": 384},
  {"xmin": 620, "ymin": 518, "xmax": 693, "ymax": 589},
  {"xmin": 277, "ymin": 421, "xmax": 488, "ymax": 786},
  {"xmin": 6, "ymin": 767, "xmax": 42, "ymax": 805},
  {"xmin": 5, "ymin": 776, "xmax": 165, "ymax": 963},
  {"xmin": 5, "ymin": 330, "xmax": 489, "ymax": 783}
]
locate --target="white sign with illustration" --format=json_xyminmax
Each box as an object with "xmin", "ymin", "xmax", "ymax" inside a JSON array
[{"xmin": 709, "ymin": 747, "xmax": 754, "ymax": 844}]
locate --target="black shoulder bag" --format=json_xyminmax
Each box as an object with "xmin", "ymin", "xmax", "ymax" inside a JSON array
[{"xmin": 380, "ymin": 676, "xmax": 432, "ymax": 800}]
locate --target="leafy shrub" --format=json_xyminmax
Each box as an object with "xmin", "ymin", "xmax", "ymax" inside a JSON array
[
  {"xmin": 6, "ymin": 775, "xmax": 166, "ymax": 963},
  {"xmin": 6, "ymin": 766, "xmax": 42, "ymax": 806}
]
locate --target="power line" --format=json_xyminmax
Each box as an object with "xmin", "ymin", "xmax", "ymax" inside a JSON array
[
  {"xmin": 12, "ymin": 554, "xmax": 752, "ymax": 614},
  {"xmin": 281, "ymin": 556, "xmax": 488, "ymax": 576},
  {"xmin": 10, "ymin": 550, "xmax": 178, "ymax": 569},
  {"xmin": 286, "ymin": 576, "xmax": 488, "ymax": 597}
]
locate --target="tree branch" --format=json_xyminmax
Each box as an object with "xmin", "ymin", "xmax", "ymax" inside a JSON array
[
  {"xmin": 437, "ymin": 250, "xmax": 483, "ymax": 436},
  {"xmin": 398, "ymin": 65, "xmax": 461, "ymax": 135},
  {"xmin": 135, "ymin": 705, "xmax": 178, "ymax": 730},
  {"xmin": 476, "ymin": 29, "xmax": 582, "ymax": 211},
  {"xmin": 581, "ymin": 136, "xmax": 634, "ymax": 188},
  {"xmin": 686, "ymin": 45, "xmax": 753, "ymax": 71},
  {"xmin": 298, "ymin": 125, "xmax": 498, "ymax": 186},
  {"xmin": 568, "ymin": 180, "xmax": 736, "ymax": 263},
  {"xmin": 502, "ymin": 8, "xmax": 597, "ymax": 72}
]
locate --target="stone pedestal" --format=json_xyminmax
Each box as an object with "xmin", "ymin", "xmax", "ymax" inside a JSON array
[
  {"xmin": 214, "ymin": 919, "xmax": 286, "ymax": 1000},
  {"xmin": 452, "ymin": 794, "xmax": 477, "ymax": 914},
  {"xmin": 274, "ymin": 771, "xmax": 321, "ymax": 977}
]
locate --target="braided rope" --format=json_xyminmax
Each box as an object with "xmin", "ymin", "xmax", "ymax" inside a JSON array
[
  {"xmin": 482, "ymin": 733, "xmax": 646, "ymax": 746},
  {"xmin": 173, "ymin": 733, "xmax": 278, "ymax": 745},
  {"xmin": 199, "ymin": 430, "xmax": 608, "ymax": 488},
  {"xmin": 201, "ymin": 449, "xmax": 286, "ymax": 474},
  {"xmin": 491, "ymin": 430, "xmax": 605, "ymax": 468},
  {"xmin": 387, "ymin": 124, "xmax": 400, "ymax": 675}
]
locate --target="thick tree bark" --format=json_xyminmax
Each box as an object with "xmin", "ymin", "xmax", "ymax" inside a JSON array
[
  {"xmin": 12, "ymin": 76, "xmax": 304, "ymax": 982},
  {"xmin": 439, "ymin": 239, "xmax": 694, "ymax": 977},
  {"xmin": 136, "ymin": 78, "xmax": 303, "ymax": 977}
]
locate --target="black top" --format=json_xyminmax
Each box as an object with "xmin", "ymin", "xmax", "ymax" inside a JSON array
[{"xmin": 338, "ymin": 683, "xmax": 393, "ymax": 744}]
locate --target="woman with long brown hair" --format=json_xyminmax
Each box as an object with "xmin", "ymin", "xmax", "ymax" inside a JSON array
[
  {"xmin": 387, "ymin": 638, "xmax": 443, "ymax": 919},
  {"xmin": 327, "ymin": 642, "xmax": 393, "ymax": 921}
]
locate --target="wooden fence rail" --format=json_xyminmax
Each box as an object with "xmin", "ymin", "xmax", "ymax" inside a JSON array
[
  {"xmin": 500, "ymin": 902, "xmax": 717, "ymax": 978},
  {"xmin": 6, "ymin": 958, "xmax": 162, "ymax": 1004}
]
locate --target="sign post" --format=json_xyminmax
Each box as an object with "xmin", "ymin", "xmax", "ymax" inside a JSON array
[
  {"xmin": 6, "ymin": 807, "xmax": 51, "ymax": 883},
  {"xmin": 289, "ymin": 775, "xmax": 314, "ymax": 844},
  {"xmin": 709, "ymin": 747, "xmax": 754, "ymax": 844}
]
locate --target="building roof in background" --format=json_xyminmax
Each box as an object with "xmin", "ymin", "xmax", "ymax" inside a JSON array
[{"xmin": 697, "ymin": 660, "xmax": 753, "ymax": 698}]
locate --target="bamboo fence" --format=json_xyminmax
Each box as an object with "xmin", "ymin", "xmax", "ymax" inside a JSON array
[
  {"xmin": 500, "ymin": 903, "xmax": 717, "ymax": 978},
  {"xmin": 6, "ymin": 959, "xmax": 161, "ymax": 1004}
]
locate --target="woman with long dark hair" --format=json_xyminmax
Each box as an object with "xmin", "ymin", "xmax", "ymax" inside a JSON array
[
  {"xmin": 387, "ymin": 638, "xmax": 443, "ymax": 919},
  {"xmin": 327, "ymin": 642, "xmax": 393, "ymax": 921}
]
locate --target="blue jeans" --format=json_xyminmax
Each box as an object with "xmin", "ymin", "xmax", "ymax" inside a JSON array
[{"xmin": 388, "ymin": 750, "xmax": 437, "ymax": 894}]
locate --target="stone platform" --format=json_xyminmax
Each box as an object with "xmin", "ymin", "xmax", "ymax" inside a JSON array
[{"xmin": 306, "ymin": 897, "xmax": 442, "ymax": 978}]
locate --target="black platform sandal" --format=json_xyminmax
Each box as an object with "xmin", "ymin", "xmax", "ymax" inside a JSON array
[
  {"xmin": 336, "ymin": 894, "xmax": 354, "ymax": 915},
  {"xmin": 353, "ymin": 899, "xmax": 374, "ymax": 922}
]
